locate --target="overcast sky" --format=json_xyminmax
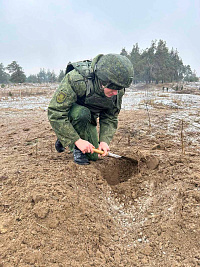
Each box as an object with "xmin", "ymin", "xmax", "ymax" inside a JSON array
[{"xmin": 1, "ymin": 0, "xmax": 200, "ymax": 76}]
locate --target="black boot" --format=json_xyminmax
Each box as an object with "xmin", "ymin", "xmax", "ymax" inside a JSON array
[
  {"xmin": 73, "ymin": 146, "xmax": 90, "ymax": 165},
  {"xmin": 55, "ymin": 139, "xmax": 65, "ymax": 153}
]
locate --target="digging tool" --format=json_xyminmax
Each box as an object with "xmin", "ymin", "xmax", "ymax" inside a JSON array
[{"xmin": 93, "ymin": 148, "xmax": 138, "ymax": 164}]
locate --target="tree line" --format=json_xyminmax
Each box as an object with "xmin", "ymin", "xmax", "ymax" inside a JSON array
[
  {"xmin": 120, "ymin": 39, "xmax": 198, "ymax": 83},
  {"xmin": 0, "ymin": 40, "xmax": 199, "ymax": 85},
  {"xmin": 0, "ymin": 61, "xmax": 65, "ymax": 84}
]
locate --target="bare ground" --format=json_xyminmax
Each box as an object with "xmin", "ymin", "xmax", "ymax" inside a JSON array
[{"xmin": 0, "ymin": 84, "xmax": 200, "ymax": 266}]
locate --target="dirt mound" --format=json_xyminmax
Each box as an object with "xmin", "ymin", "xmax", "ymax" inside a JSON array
[{"xmin": 0, "ymin": 93, "xmax": 200, "ymax": 266}]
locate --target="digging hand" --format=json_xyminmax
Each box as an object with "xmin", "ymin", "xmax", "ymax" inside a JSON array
[
  {"xmin": 98, "ymin": 142, "xmax": 110, "ymax": 157},
  {"xmin": 75, "ymin": 138, "xmax": 94, "ymax": 154}
]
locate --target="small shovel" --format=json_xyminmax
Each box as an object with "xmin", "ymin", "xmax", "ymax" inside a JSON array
[{"xmin": 93, "ymin": 148, "xmax": 138, "ymax": 164}]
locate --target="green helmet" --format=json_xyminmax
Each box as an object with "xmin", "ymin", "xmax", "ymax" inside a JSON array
[{"xmin": 95, "ymin": 54, "xmax": 134, "ymax": 89}]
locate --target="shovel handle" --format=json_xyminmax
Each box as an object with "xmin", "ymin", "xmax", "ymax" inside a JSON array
[{"xmin": 93, "ymin": 148, "xmax": 106, "ymax": 155}]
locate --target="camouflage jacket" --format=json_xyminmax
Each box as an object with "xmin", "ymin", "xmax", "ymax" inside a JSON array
[{"xmin": 48, "ymin": 56, "xmax": 125, "ymax": 148}]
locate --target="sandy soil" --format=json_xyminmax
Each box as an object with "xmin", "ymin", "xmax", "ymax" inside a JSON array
[{"xmin": 0, "ymin": 83, "xmax": 200, "ymax": 266}]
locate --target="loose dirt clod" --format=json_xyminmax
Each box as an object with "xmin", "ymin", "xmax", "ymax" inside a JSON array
[{"xmin": 145, "ymin": 155, "xmax": 159, "ymax": 169}]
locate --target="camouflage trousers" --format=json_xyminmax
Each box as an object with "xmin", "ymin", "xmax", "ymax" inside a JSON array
[{"xmin": 69, "ymin": 103, "xmax": 99, "ymax": 161}]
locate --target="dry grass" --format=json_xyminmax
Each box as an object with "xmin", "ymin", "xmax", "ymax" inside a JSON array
[{"xmin": 0, "ymin": 83, "xmax": 58, "ymax": 98}]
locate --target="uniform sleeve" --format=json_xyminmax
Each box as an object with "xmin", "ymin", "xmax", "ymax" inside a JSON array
[
  {"xmin": 48, "ymin": 74, "xmax": 80, "ymax": 148},
  {"xmin": 99, "ymin": 89, "xmax": 124, "ymax": 145}
]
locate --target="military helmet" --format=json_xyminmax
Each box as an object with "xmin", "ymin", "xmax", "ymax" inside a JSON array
[{"xmin": 95, "ymin": 54, "xmax": 134, "ymax": 90}]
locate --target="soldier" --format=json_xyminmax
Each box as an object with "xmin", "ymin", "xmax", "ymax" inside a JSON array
[{"xmin": 48, "ymin": 54, "xmax": 133, "ymax": 165}]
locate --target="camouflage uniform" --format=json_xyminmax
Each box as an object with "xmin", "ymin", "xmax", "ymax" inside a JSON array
[{"xmin": 48, "ymin": 54, "xmax": 132, "ymax": 161}]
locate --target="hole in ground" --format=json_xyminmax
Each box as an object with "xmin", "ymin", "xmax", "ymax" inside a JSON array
[{"xmin": 97, "ymin": 157, "xmax": 138, "ymax": 185}]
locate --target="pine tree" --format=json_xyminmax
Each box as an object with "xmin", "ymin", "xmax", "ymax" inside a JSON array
[
  {"xmin": 140, "ymin": 41, "xmax": 156, "ymax": 83},
  {"xmin": 129, "ymin": 43, "xmax": 142, "ymax": 83},
  {"xmin": 58, "ymin": 70, "xmax": 65, "ymax": 82},
  {"xmin": 0, "ymin": 63, "xmax": 10, "ymax": 83},
  {"xmin": 49, "ymin": 70, "xmax": 57, "ymax": 83},
  {"xmin": 37, "ymin": 68, "xmax": 47, "ymax": 83},
  {"xmin": 120, "ymin": 48, "xmax": 129, "ymax": 58},
  {"xmin": 120, "ymin": 40, "xmax": 198, "ymax": 84},
  {"xmin": 169, "ymin": 49, "xmax": 184, "ymax": 82},
  {"xmin": 7, "ymin": 61, "xmax": 26, "ymax": 83},
  {"xmin": 26, "ymin": 74, "xmax": 38, "ymax": 83}
]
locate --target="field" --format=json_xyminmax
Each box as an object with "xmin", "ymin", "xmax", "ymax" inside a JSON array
[{"xmin": 0, "ymin": 82, "xmax": 200, "ymax": 266}]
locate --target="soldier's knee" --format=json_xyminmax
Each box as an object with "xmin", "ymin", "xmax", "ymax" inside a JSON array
[{"xmin": 74, "ymin": 106, "xmax": 91, "ymax": 123}]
